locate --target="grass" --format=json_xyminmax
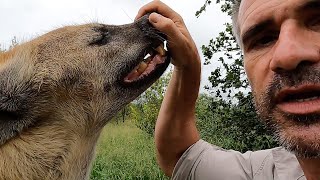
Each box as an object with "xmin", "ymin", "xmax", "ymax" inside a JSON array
[{"xmin": 90, "ymin": 120, "xmax": 169, "ymax": 180}]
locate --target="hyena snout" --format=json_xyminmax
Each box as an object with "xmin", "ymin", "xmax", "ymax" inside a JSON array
[{"xmin": 103, "ymin": 14, "xmax": 171, "ymax": 102}]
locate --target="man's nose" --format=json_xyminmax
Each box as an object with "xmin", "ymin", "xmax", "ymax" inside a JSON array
[{"xmin": 270, "ymin": 21, "xmax": 320, "ymax": 72}]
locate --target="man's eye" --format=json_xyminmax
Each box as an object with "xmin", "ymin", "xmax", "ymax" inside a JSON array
[
  {"xmin": 309, "ymin": 17, "xmax": 320, "ymax": 31},
  {"xmin": 251, "ymin": 35, "xmax": 277, "ymax": 50}
]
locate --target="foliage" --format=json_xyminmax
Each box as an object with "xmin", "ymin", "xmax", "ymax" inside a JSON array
[
  {"xmin": 0, "ymin": 36, "xmax": 19, "ymax": 53},
  {"xmin": 9, "ymin": 36, "xmax": 18, "ymax": 50},
  {"xmin": 0, "ymin": 43, "xmax": 5, "ymax": 53},
  {"xmin": 90, "ymin": 121, "xmax": 168, "ymax": 180},
  {"xmin": 113, "ymin": 105, "xmax": 131, "ymax": 124},
  {"xmin": 195, "ymin": 1, "xmax": 278, "ymax": 152},
  {"xmin": 196, "ymin": 0, "xmax": 234, "ymax": 17},
  {"xmin": 196, "ymin": 93, "xmax": 276, "ymax": 152},
  {"xmin": 131, "ymin": 70, "xmax": 172, "ymax": 136}
]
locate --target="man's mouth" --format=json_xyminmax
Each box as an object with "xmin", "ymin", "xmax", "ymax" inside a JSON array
[
  {"xmin": 275, "ymin": 85, "xmax": 320, "ymax": 114},
  {"xmin": 124, "ymin": 42, "xmax": 168, "ymax": 83}
]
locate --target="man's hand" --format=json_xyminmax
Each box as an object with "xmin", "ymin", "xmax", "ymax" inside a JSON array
[
  {"xmin": 135, "ymin": 0, "xmax": 200, "ymax": 70},
  {"xmin": 136, "ymin": 1, "xmax": 201, "ymax": 176}
]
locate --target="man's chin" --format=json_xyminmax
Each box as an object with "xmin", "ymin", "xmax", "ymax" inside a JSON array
[{"xmin": 270, "ymin": 111, "xmax": 320, "ymax": 158}]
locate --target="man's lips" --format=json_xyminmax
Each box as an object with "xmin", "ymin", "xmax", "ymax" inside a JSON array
[{"xmin": 275, "ymin": 84, "xmax": 320, "ymax": 114}]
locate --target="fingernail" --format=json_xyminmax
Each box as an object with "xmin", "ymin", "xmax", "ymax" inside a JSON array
[{"xmin": 149, "ymin": 12, "xmax": 161, "ymax": 23}]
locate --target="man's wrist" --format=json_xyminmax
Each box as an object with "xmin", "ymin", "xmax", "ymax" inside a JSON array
[{"xmin": 173, "ymin": 57, "xmax": 201, "ymax": 74}]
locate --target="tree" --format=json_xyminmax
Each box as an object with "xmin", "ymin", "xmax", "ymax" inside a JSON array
[
  {"xmin": 0, "ymin": 36, "xmax": 18, "ymax": 52},
  {"xmin": 195, "ymin": 0, "xmax": 278, "ymax": 152},
  {"xmin": 131, "ymin": 69, "xmax": 172, "ymax": 136},
  {"xmin": 113, "ymin": 105, "xmax": 131, "ymax": 124},
  {"xmin": 9, "ymin": 36, "xmax": 18, "ymax": 50}
]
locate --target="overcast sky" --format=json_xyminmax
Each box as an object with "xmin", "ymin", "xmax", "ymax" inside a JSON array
[{"xmin": 0, "ymin": 0, "xmax": 230, "ymax": 91}]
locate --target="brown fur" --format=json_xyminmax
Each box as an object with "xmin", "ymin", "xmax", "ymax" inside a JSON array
[
  {"xmin": 0, "ymin": 16, "xmax": 169, "ymax": 180},
  {"xmin": 0, "ymin": 49, "xmax": 16, "ymax": 65}
]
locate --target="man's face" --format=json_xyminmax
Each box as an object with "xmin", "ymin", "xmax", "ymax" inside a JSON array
[{"xmin": 239, "ymin": 0, "xmax": 320, "ymax": 157}]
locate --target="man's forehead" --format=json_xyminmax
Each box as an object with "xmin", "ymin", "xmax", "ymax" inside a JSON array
[
  {"xmin": 238, "ymin": 0, "xmax": 319, "ymax": 39},
  {"xmin": 238, "ymin": 0, "xmax": 282, "ymax": 31}
]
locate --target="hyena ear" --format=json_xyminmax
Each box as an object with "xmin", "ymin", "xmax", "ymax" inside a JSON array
[
  {"xmin": 0, "ymin": 82, "xmax": 25, "ymax": 145},
  {"xmin": 0, "ymin": 65, "xmax": 52, "ymax": 145},
  {"xmin": 0, "ymin": 68, "xmax": 38, "ymax": 145},
  {"xmin": 0, "ymin": 52, "xmax": 46, "ymax": 144},
  {"xmin": 0, "ymin": 67, "xmax": 23, "ymax": 122},
  {"xmin": 0, "ymin": 108, "xmax": 21, "ymax": 122}
]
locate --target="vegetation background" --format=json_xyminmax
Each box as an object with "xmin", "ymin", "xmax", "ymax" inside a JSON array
[{"xmin": 1, "ymin": 0, "xmax": 278, "ymax": 179}]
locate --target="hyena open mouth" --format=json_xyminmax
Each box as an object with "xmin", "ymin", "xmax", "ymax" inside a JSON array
[{"xmin": 123, "ymin": 42, "xmax": 168, "ymax": 84}]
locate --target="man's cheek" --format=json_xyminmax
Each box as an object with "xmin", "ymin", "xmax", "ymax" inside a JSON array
[
  {"xmin": 247, "ymin": 68, "xmax": 273, "ymax": 97},
  {"xmin": 245, "ymin": 68, "xmax": 260, "ymax": 93}
]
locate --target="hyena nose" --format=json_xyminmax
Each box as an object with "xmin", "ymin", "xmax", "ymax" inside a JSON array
[{"xmin": 135, "ymin": 13, "xmax": 167, "ymax": 42}]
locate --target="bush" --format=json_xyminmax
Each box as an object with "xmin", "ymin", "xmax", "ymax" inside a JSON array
[
  {"xmin": 196, "ymin": 93, "xmax": 278, "ymax": 152},
  {"xmin": 131, "ymin": 71, "xmax": 171, "ymax": 136}
]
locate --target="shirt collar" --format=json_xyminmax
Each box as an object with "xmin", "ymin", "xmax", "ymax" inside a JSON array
[{"xmin": 272, "ymin": 147, "xmax": 305, "ymax": 180}]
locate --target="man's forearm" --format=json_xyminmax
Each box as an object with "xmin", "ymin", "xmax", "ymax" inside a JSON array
[
  {"xmin": 155, "ymin": 65, "xmax": 201, "ymax": 176},
  {"xmin": 135, "ymin": 0, "xmax": 202, "ymax": 176}
]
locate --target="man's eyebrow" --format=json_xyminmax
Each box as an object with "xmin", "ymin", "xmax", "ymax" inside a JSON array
[
  {"xmin": 241, "ymin": 20, "xmax": 273, "ymax": 46},
  {"xmin": 297, "ymin": 0, "xmax": 320, "ymax": 12}
]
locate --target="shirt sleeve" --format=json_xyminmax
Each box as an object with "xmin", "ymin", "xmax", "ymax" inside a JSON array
[{"xmin": 171, "ymin": 139, "xmax": 255, "ymax": 180}]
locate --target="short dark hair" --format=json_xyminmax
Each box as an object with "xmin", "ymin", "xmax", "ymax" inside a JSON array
[{"xmin": 231, "ymin": 0, "xmax": 242, "ymax": 47}]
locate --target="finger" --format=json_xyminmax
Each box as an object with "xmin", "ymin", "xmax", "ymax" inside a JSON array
[
  {"xmin": 135, "ymin": 0, "xmax": 179, "ymax": 21},
  {"xmin": 148, "ymin": 12, "xmax": 185, "ymax": 46}
]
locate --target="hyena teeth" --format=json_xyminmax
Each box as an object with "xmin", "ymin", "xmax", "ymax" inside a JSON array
[
  {"xmin": 144, "ymin": 53, "xmax": 152, "ymax": 60},
  {"xmin": 144, "ymin": 56, "xmax": 152, "ymax": 64},
  {"xmin": 155, "ymin": 43, "xmax": 166, "ymax": 56},
  {"xmin": 137, "ymin": 62, "xmax": 148, "ymax": 74}
]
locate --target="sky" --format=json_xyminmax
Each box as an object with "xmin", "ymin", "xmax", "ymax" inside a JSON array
[{"xmin": 0, "ymin": 0, "xmax": 230, "ymax": 91}]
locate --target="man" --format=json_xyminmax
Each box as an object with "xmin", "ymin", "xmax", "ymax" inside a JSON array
[{"xmin": 136, "ymin": 0, "xmax": 320, "ymax": 179}]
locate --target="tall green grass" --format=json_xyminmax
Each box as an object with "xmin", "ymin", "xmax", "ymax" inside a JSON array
[{"xmin": 90, "ymin": 120, "xmax": 169, "ymax": 180}]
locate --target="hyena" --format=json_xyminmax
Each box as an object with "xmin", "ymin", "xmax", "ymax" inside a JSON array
[{"xmin": 0, "ymin": 15, "xmax": 170, "ymax": 180}]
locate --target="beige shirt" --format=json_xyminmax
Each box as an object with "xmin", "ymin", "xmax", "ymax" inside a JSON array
[{"xmin": 172, "ymin": 140, "xmax": 306, "ymax": 180}]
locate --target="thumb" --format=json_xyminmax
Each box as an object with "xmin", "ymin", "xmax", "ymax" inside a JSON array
[{"xmin": 149, "ymin": 12, "xmax": 163, "ymax": 24}]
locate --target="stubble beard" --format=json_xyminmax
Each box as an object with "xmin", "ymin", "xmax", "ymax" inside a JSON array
[{"xmin": 253, "ymin": 63, "xmax": 320, "ymax": 158}]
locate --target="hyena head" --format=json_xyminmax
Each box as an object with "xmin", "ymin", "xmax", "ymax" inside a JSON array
[{"xmin": 0, "ymin": 15, "xmax": 170, "ymax": 146}]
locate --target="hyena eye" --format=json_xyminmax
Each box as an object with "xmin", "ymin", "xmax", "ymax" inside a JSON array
[{"xmin": 90, "ymin": 27, "xmax": 110, "ymax": 46}]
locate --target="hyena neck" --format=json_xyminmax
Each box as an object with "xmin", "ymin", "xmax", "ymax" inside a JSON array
[{"xmin": 0, "ymin": 121, "xmax": 102, "ymax": 180}]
